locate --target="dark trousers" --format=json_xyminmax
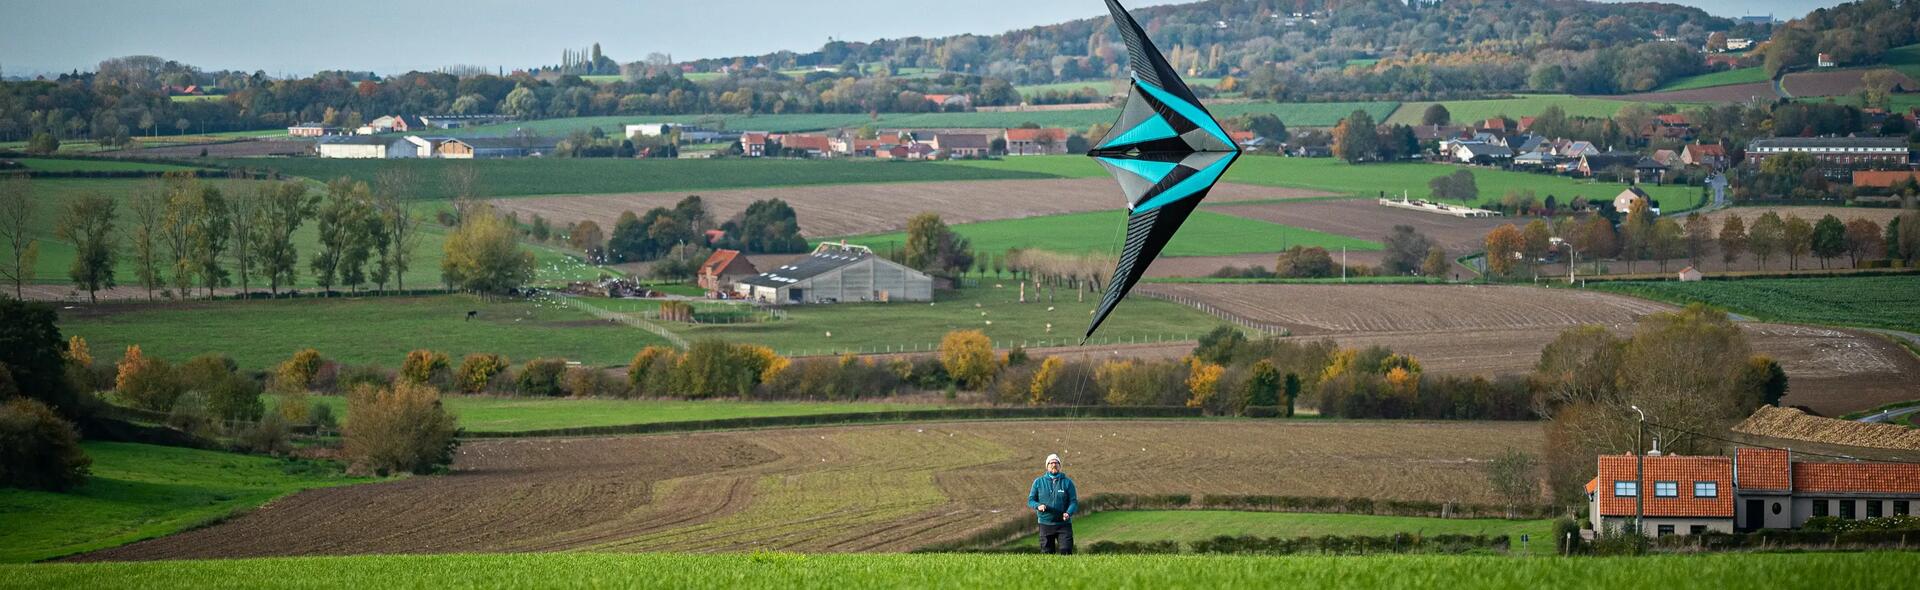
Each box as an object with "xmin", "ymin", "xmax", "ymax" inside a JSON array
[{"xmin": 1039, "ymin": 522, "xmax": 1074, "ymax": 555}]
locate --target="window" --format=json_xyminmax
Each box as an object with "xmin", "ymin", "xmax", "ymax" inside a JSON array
[
  {"xmin": 1772, "ymin": 502, "xmax": 1783, "ymax": 515},
  {"xmin": 1868, "ymin": 501, "xmax": 1882, "ymax": 518},
  {"xmin": 1689, "ymin": 525, "xmax": 1707, "ymax": 535},
  {"xmin": 1899, "ymin": 501, "xmax": 1911, "ymax": 516},
  {"xmin": 1656, "ymin": 525, "xmax": 1675, "ymax": 536},
  {"xmin": 1614, "ymin": 481, "xmax": 1638, "ymax": 497},
  {"xmin": 1813, "ymin": 500, "xmax": 1829, "ymax": 517},
  {"xmin": 1840, "ymin": 500, "xmax": 1856, "ymax": 520},
  {"xmin": 1654, "ymin": 481, "xmax": 1679, "ymax": 497},
  {"xmin": 1693, "ymin": 482, "xmax": 1718, "ymax": 498}
]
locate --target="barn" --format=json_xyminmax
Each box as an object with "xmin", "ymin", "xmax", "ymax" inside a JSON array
[{"xmin": 735, "ymin": 243, "xmax": 933, "ymax": 304}]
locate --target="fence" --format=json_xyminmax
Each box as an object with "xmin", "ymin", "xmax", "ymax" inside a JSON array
[
  {"xmin": 1134, "ymin": 290, "xmax": 1289, "ymax": 335},
  {"xmin": 550, "ymin": 295, "xmax": 688, "ymax": 349}
]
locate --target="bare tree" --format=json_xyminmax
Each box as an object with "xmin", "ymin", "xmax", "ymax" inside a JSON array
[
  {"xmin": 1484, "ymin": 447, "xmax": 1539, "ymax": 517},
  {"xmin": 0, "ymin": 176, "xmax": 38, "ymax": 298}
]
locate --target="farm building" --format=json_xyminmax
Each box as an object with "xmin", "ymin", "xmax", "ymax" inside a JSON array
[
  {"xmin": 1745, "ymin": 137, "xmax": 1911, "ymax": 178},
  {"xmin": 316, "ymin": 135, "xmax": 408, "ymax": 159},
  {"xmin": 735, "ymin": 243, "xmax": 933, "ymax": 304},
  {"xmin": 287, "ymin": 123, "xmax": 343, "ymax": 137},
  {"xmin": 1678, "ymin": 266, "xmax": 1702, "ymax": 281},
  {"xmin": 1587, "ymin": 448, "xmax": 1920, "ymax": 537},
  {"xmin": 435, "ymin": 136, "xmax": 556, "ymax": 159},
  {"xmin": 740, "ymin": 132, "xmax": 771, "ymax": 157},
  {"xmin": 1004, "ymin": 128, "xmax": 1070, "ymax": 155},
  {"xmin": 697, "ymin": 249, "xmax": 758, "ymax": 295},
  {"xmin": 358, "ymin": 115, "xmax": 426, "ymax": 135},
  {"xmin": 418, "ymin": 114, "xmax": 512, "ymax": 129},
  {"xmin": 1681, "ymin": 143, "xmax": 1728, "ymax": 169},
  {"xmin": 934, "ymin": 133, "xmax": 991, "ymax": 159}
]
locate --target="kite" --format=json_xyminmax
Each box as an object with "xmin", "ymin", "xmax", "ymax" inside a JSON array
[{"xmin": 1084, "ymin": 0, "xmax": 1241, "ymax": 342}]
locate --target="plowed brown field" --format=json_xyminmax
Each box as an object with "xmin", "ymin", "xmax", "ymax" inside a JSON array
[
  {"xmin": 1209, "ymin": 199, "xmax": 1511, "ymax": 256},
  {"xmin": 73, "ymin": 420, "xmax": 1540, "ymax": 560},
  {"xmin": 489, "ymin": 179, "xmax": 1333, "ymax": 238}
]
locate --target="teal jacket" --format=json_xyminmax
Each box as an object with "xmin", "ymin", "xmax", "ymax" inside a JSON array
[{"xmin": 1027, "ymin": 472, "xmax": 1078, "ymax": 525}]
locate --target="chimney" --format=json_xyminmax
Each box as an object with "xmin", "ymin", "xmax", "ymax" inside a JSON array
[{"xmin": 1647, "ymin": 438, "xmax": 1663, "ymax": 457}]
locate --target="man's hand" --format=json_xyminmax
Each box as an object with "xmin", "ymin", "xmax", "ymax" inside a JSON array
[
  {"xmin": 1036, "ymin": 505, "xmax": 1047, "ymax": 512},
  {"xmin": 1063, "ymin": 513, "xmax": 1071, "ymax": 521}
]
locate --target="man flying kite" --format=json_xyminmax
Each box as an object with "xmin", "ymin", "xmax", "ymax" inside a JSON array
[{"xmin": 1084, "ymin": 0, "xmax": 1242, "ymax": 343}]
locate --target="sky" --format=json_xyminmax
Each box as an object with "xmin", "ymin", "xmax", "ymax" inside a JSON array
[{"xmin": 0, "ymin": 0, "xmax": 1851, "ymax": 78}]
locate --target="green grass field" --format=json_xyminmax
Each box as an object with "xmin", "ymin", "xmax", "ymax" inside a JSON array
[
  {"xmin": 0, "ymin": 442, "xmax": 367, "ymax": 564},
  {"xmin": 218, "ymin": 158, "xmax": 1058, "ymax": 199},
  {"xmin": 297, "ymin": 396, "xmax": 952, "ymax": 433},
  {"xmin": 62, "ymin": 294, "xmax": 664, "ymax": 370},
  {"xmin": 0, "ymin": 552, "xmax": 1900, "ymax": 588},
  {"xmin": 1008, "ymin": 511, "xmax": 1556, "ymax": 555},
  {"xmin": 830, "ymin": 209, "xmax": 1381, "ymax": 258},
  {"xmin": 1591, "ymin": 275, "xmax": 1920, "ymax": 333},
  {"xmin": 1383, "ymin": 95, "xmax": 1693, "ymax": 126},
  {"xmin": 1016, "ymin": 78, "xmax": 1222, "ymax": 98},
  {"xmin": 951, "ymin": 155, "xmax": 1698, "ymax": 207},
  {"xmin": 1880, "ymin": 43, "xmax": 1920, "ymax": 81},
  {"xmin": 11, "ymin": 179, "xmax": 605, "ymax": 292},
  {"xmin": 433, "ymin": 101, "xmax": 1395, "ymax": 137},
  {"xmin": 11, "ymin": 158, "xmax": 200, "ymax": 173},
  {"xmin": 596, "ymin": 285, "xmax": 1225, "ymax": 355},
  {"xmin": 1653, "ymin": 67, "xmax": 1768, "ymax": 92}
]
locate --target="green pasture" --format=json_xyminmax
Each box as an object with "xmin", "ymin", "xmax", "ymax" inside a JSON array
[
  {"xmin": 831, "ymin": 209, "xmax": 1381, "ymax": 259},
  {"xmin": 1006, "ymin": 511, "xmax": 1556, "ymax": 555},
  {"xmin": 0, "ymin": 442, "xmax": 368, "ymax": 563},
  {"xmin": 0, "ymin": 552, "xmax": 1899, "ymax": 589},
  {"xmin": 1017, "ymin": 77, "xmax": 1222, "ymax": 98},
  {"xmin": 594, "ymin": 285, "xmax": 1226, "ymax": 355},
  {"xmin": 297, "ymin": 396, "xmax": 953, "ymax": 433},
  {"xmin": 1653, "ymin": 67, "xmax": 1768, "ymax": 92},
  {"xmin": 1383, "ymin": 95, "xmax": 1693, "ymax": 126},
  {"xmin": 218, "ymin": 157, "xmax": 1058, "ymax": 199},
  {"xmin": 9, "ymin": 158, "xmax": 200, "ymax": 173},
  {"xmin": 61, "ymin": 293, "xmax": 666, "ymax": 370},
  {"xmin": 1591, "ymin": 275, "xmax": 1920, "ymax": 334}
]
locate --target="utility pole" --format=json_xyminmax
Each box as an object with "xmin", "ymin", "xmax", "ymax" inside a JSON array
[{"xmin": 1631, "ymin": 405, "xmax": 1647, "ymax": 536}]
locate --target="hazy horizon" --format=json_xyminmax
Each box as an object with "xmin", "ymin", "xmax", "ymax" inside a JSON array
[{"xmin": 1, "ymin": 0, "xmax": 1848, "ymax": 78}]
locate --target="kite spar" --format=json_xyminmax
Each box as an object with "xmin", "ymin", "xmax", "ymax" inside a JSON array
[{"xmin": 1083, "ymin": 0, "xmax": 1241, "ymax": 342}]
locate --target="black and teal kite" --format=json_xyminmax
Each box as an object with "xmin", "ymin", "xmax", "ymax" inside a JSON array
[{"xmin": 1084, "ymin": 0, "xmax": 1241, "ymax": 342}]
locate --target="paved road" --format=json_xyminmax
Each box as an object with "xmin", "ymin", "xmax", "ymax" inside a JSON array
[{"xmin": 1855, "ymin": 328, "xmax": 1920, "ymax": 424}]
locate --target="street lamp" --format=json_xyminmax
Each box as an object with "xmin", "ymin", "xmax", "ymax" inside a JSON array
[{"xmin": 1630, "ymin": 405, "xmax": 1647, "ymax": 536}]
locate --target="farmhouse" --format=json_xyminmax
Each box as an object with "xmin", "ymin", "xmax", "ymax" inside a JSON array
[
  {"xmin": 1681, "ymin": 143, "xmax": 1728, "ymax": 169},
  {"xmin": 1745, "ymin": 137, "xmax": 1911, "ymax": 178},
  {"xmin": 697, "ymin": 249, "xmax": 759, "ymax": 296},
  {"xmin": 779, "ymin": 134, "xmax": 833, "ymax": 158},
  {"xmin": 735, "ymin": 243, "xmax": 933, "ymax": 304},
  {"xmin": 1587, "ymin": 448, "xmax": 1920, "ymax": 537},
  {"xmin": 1613, "ymin": 187, "xmax": 1652, "ymax": 214},
  {"xmin": 1578, "ymin": 151, "xmax": 1641, "ymax": 179},
  {"xmin": 1004, "ymin": 128, "xmax": 1070, "ymax": 155},
  {"xmin": 1678, "ymin": 266, "xmax": 1703, "ymax": 281},
  {"xmin": 934, "ymin": 133, "xmax": 991, "ymax": 159},
  {"xmin": 358, "ymin": 115, "xmax": 426, "ymax": 135},
  {"xmin": 740, "ymin": 132, "xmax": 771, "ymax": 157}
]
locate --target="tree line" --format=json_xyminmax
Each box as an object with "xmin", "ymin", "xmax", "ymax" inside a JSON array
[{"xmin": 1480, "ymin": 206, "xmax": 1919, "ymax": 278}]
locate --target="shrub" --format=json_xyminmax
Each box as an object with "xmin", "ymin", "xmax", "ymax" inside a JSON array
[
  {"xmin": 517, "ymin": 358, "xmax": 569, "ymax": 396},
  {"xmin": 400, "ymin": 350, "xmax": 453, "ymax": 386},
  {"xmin": 166, "ymin": 391, "xmax": 214, "ymax": 436},
  {"xmin": 455, "ymin": 353, "xmax": 510, "ymax": 393},
  {"xmin": 178, "ymin": 354, "xmax": 263, "ymax": 422},
  {"xmin": 628, "ymin": 347, "xmax": 681, "ymax": 397},
  {"xmin": 276, "ymin": 389, "xmax": 311, "ymax": 424},
  {"xmin": 0, "ymin": 363, "xmax": 15, "ymax": 399},
  {"xmin": 1004, "ymin": 347, "xmax": 1029, "ymax": 367},
  {"xmin": 273, "ymin": 349, "xmax": 325, "ymax": 392},
  {"xmin": 992, "ymin": 362, "xmax": 1037, "ymax": 405},
  {"xmin": 0, "ymin": 398, "xmax": 91, "ymax": 491},
  {"xmin": 343, "ymin": 381, "xmax": 460, "ymax": 476},
  {"xmin": 237, "ymin": 412, "xmax": 293, "ymax": 456},
  {"xmin": 563, "ymin": 366, "xmax": 622, "ymax": 398},
  {"xmin": 115, "ymin": 345, "xmax": 182, "ymax": 411},
  {"xmin": 675, "ymin": 340, "xmax": 769, "ymax": 398},
  {"xmin": 309, "ymin": 399, "xmax": 338, "ymax": 431},
  {"xmin": 335, "ymin": 364, "xmax": 392, "ymax": 392},
  {"xmin": 1096, "ymin": 359, "xmax": 1184, "ymax": 406},
  {"xmin": 940, "ymin": 330, "xmax": 997, "ymax": 390}
]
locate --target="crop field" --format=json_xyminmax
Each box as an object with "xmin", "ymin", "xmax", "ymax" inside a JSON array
[
  {"xmin": 10, "ymin": 179, "xmax": 602, "ymax": 300},
  {"xmin": 1653, "ymin": 67, "xmax": 1769, "ymax": 92},
  {"xmin": 5, "ymin": 553, "xmax": 1901, "ymax": 589},
  {"xmin": 1612, "ymin": 81, "xmax": 1778, "ymax": 104},
  {"xmin": 1590, "ymin": 275, "xmax": 1920, "ymax": 334},
  {"xmin": 488, "ymin": 178, "xmax": 1329, "ymax": 239},
  {"xmin": 9, "ymin": 158, "xmax": 200, "ymax": 173},
  {"xmin": 1383, "ymin": 95, "xmax": 1676, "ymax": 126},
  {"xmin": 1004, "ymin": 511, "xmax": 1556, "ymax": 555},
  {"xmin": 298, "ymin": 396, "xmax": 952, "ymax": 433},
  {"xmin": 0, "ymin": 442, "xmax": 367, "ymax": 564},
  {"xmin": 432, "ymin": 101, "xmax": 1397, "ymax": 138},
  {"xmin": 104, "ymin": 138, "xmax": 313, "ymax": 158},
  {"xmin": 1206, "ymin": 199, "xmax": 1511, "ymax": 256},
  {"xmin": 1783, "ymin": 68, "xmax": 1919, "ymax": 98},
  {"xmin": 593, "ymin": 284, "xmax": 1224, "ymax": 355},
  {"xmin": 833, "ymin": 209, "xmax": 1382, "ymax": 261},
  {"xmin": 1133, "ymin": 283, "xmax": 1920, "ymax": 414},
  {"xmin": 220, "ymin": 157, "xmax": 1059, "ymax": 200},
  {"xmin": 59, "ymin": 294, "xmax": 664, "ymax": 370},
  {"xmin": 71, "ymin": 420, "xmax": 1544, "ymax": 559}
]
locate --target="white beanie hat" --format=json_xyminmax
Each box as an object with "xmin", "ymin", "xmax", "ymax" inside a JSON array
[{"xmin": 1045, "ymin": 453, "xmax": 1062, "ymax": 466}]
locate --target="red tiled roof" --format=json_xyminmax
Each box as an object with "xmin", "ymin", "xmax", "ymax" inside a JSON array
[
  {"xmin": 1794, "ymin": 462, "xmax": 1920, "ymax": 494},
  {"xmin": 1736, "ymin": 448, "xmax": 1791, "ymax": 491},
  {"xmin": 782, "ymin": 134, "xmax": 832, "ymax": 152},
  {"xmin": 1655, "ymin": 114, "xmax": 1690, "ymax": 126},
  {"xmin": 1005, "ymin": 128, "xmax": 1067, "ymax": 142},
  {"xmin": 1594, "ymin": 454, "xmax": 1734, "ymax": 518},
  {"xmin": 1684, "ymin": 143, "xmax": 1727, "ymax": 158},
  {"xmin": 741, "ymin": 132, "xmax": 769, "ymax": 145},
  {"xmin": 1852, "ymin": 170, "xmax": 1920, "ymax": 187},
  {"xmin": 1228, "ymin": 130, "xmax": 1256, "ymax": 143},
  {"xmin": 699, "ymin": 249, "xmax": 741, "ymax": 276}
]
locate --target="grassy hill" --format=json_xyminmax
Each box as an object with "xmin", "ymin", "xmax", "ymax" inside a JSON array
[
  {"xmin": 1653, "ymin": 67, "xmax": 1768, "ymax": 92},
  {"xmin": 830, "ymin": 209, "xmax": 1381, "ymax": 259},
  {"xmin": 0, "ymin": 442, "xmax": 368, "ymax": 563},
  {"xmin": 0, "ymin": 552, "xmax": 1896, "ymax": 588}
]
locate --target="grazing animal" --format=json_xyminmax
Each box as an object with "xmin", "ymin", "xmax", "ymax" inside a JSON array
[{"xmin": 466, "ymin": 310, "xmax": 478, "ymax": 321}]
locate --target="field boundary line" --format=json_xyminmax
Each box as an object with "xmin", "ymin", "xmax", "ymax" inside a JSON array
[
  {"xmin": 1135, "ymin": 289, "xmax": 1288, "ymax": 335},
  {"xmin": 552, "ymin": 295, "xmax": 688, "ymax": 349}
]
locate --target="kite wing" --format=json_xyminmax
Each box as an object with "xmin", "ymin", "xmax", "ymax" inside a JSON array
[{"xmin": 1083, "ymin": 0, "xmax": 1240, "ymax": 342}]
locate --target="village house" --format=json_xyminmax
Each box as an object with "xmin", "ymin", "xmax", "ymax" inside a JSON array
[
  {"xmin": 778, "ymin": 134, "xmax": 833, "ymax": 158},
  {"xmin": 1745, "ymin": 137, "xmax": 1911, "ymax": 179},
  {"xmin": 1681, "ymin": 143, "xmax": 1729, "ymax": 169},
  {"xmin": 735, "ymin": 243, "xmax": 933, "ymax": 304},
  {"xmin": 739, "ymin": 132, "xmax": 771, "ymax": 157},
  {"xmin": 829, "ymin": 137, "xmax": 888, "ymax": 158},
  {"xmin": 1579, "ymin": 151, "xmax": 1642, "ymax": 179},
  {"xmin": 934, "ymin": 133, "xmax": 992, "ymax": 159},
  {"xmin": 1641, "ymin": 114, "xmax": 1694, "ymax": 141},
  {"xmin": 287, "ymin": 122, "xmax": 343, "ymax": 137},
  {"xmin": 1588, "ymin": 448, "xmax": 1920, "ymax": 537},
  {"xmin": 1004, "ymin": 128, "xmax": 1070, "ymax": 156},
  {"xmin": 697, "ymin": 249, "xmax": 759, "ymax": 296},
  {"xmin": 1613, "ymin": 186, "xmax": 1652, "ymax": 214}
]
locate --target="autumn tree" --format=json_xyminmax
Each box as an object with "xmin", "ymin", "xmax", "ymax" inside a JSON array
[
  {"xmin": 1421, "ymin": 103, "xmax": 1451, "ymax": 126},
  {"xmin": 54, "ymin": 194, "xmax": 117, "ymax": 302},
  {"xmin": 1651, "ymin": 218, "xmax": 1685, "ymax": 273},
  {"xmin": 1520, "ymin": 219, "xmax": 1552, "ymax": 279},
  {"xmin": 1572, "ymin": 215, "xmax": 1617, "ymax": 275},
  {"xmin": 570, "ymin": 220, "xmax": 606, "ymax": 262},
  {"xmin": 1484, "ymin": 447, "xmax": 1539, "ymax": 516},
  {"xmin": 1331, "ymin": 109, "xmax": 1378, "ymax": 164},
  {"xmin": 1617, "ymin": 200, "xmax": 1653, "ymax": 273},
  {"xmin": 1483, "ymin": 224, "xmax": 1525, "ymax": 278},
  {"xmin": 343, "ymin": 381, "xmax": 459, "ymax": 476},
  {"xmin": 126, "ymin": 183, "xmax": 166, "ymax": 300},
  {"xmin": 441, "ymin": 203, "xmax": 535, "ymax": 297},
  {"xmin": 1842, "ymin": 217, "xmax": 1884, "ymax": 267},
  {"xmin": 0, "ymin": 177, "xmax": 37, "ymax": 299},
  {"xmin": 903, "ymin": 212, "xmax": 973, "ymax": 278},
  {"xmin": 939, "ymin": 329, "xmax": 997, "ymax": 390},
  {"xmin": 1717, "ymin": 214, "xmax": 1748, "ymax": 270},
  {"xmin": 374, "ymin": 166, "xmax": 423, "ymax": 291},
  {"xmin": 1421, "ymin": 245, "xmax": 1450, "ymax": 279},
  {"xmin": 1781, "ymin": 215, "xmax": 1813, "ymax": 271},
  {"xmin": 1681, "ymin": 212, "xmax": 1714, "ymax": 269},
  {"xmin": 1185, "ymin": 358, "xmax": 1225, "ymax": 409},
  {"xmin": 1381, "ymin": 225, "xmax": 1434, "ymax": 275},
  {"xmin": 188, "ymin": 183, "xmax": 231, "ymax": 297},
  {"xmin": 1748, "ymin": 212, "xmax": 1785, "ymax": 270}
]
